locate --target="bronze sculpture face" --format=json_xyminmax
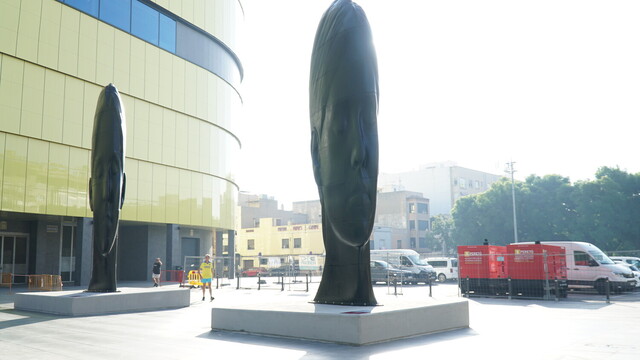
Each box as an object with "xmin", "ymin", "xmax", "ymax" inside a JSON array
[
  {"xmin": 310, "ymin": 0, "xmax": 378, "ymax": 305},
  {"xmin": 87, "ymin": 84, "xmax": 126, "ymax": 292}
]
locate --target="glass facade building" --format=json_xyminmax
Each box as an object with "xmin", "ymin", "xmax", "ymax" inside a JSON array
[{"xmin": 0, "ymin": 0, "xmax": 243, "ymax": 285}]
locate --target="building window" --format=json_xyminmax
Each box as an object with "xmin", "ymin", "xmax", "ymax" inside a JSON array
[
  {"xmin": 247, "ymin": 239, "xmax": 255, "ymax": 250},
  {"xmin": 409, "ymin": 203, "xmax": 416, "ymax": 213},
  {"xmin": 418, "ymin": 203, "xmax": 428, "ymax": 214},
  {"xmin": 418, "ymin": 220, "xmax": 429, "ymax": 231},
  {"xmin": 409, "ymin": 221, "xmax": 416, "ymax": 230},
  {"xmin": 396, "ymin": 240, "xmax": 402, "ymax": 249},
  {"xmin": 259, "ymin": 258, "xmax": 269, "ymax": 265},
  {"xmin": 410, "ymin": 238, "xmax": 416, "ymax": 249},
  {"xmin": 294, "ymin": 238, "xmax": 302, "ymax": 248},
  {"xmin": 65, "ymin": 0, "xmax": 98, "ymax": 17},
  {"xmin": 132, "ymin": 0, "xmax": 159, "ymax": 44},
  {"xmin": 100, "ymin": 0, "xmax": 131, "ymax": 32},
  {"xmin": 419, "ymin": 237, "xmax": 427, "ymax": 248},
  {"xmin": 459, "ymin": 178, "xmax": 467, "ymax": 189},
  {"xmin": 281, "ymin": 239, "xmax": 289, "ymax": 249}
]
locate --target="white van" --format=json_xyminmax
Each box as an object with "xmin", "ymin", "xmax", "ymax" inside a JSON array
[
  {"xmin": 370, "ymin": 249, "xmax": 436, "ymax": 284},
  {"xmin": 609, "ymin": 256, "xmax": 640, "ymax": 269},
  {"xmin": 425, "ymin": 257, "xmax": 458, "ymax": 282},
  {"xmin": 519, "ymin": 241, "xmax": 636, "ymax": 293}
]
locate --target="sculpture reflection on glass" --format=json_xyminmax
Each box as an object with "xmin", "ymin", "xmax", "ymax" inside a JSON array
[
  {"xmin": 87, "ymin": 84, "xmax": 127, "ymax": 292},
  {"xmin": 310, "ymin": 0, "xmax": 379, "ymax": 306}
]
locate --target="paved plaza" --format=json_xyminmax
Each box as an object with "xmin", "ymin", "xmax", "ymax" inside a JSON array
[{"xmin": 1, "ymin": 280, "xmax": 638, "ymax": 359}]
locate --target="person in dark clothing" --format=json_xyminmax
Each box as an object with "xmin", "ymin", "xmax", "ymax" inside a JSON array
[{"xmin": 152, "ymin": 258, "xmax": 162, "ymax": 287}]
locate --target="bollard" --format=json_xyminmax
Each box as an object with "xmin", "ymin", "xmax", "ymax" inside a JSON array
[
  {"xmin": 393, "ymin": 278, "xmax": 398, "ymax": 295},
  {"xmin": 258, "ymin": 274, "xmax": 261, "ymax": 290},
  {"xmin": 508, "ymin": 277, "xmax": 512, "ymax": 300},
  {"xmin": 554, "ymin": 278, "xmax": 559, "ymax": 302},
  {"xmin": 281, "ymin": 276, "xmax": 284, "ymax": 291},
  {"xmin": 216, "ymin": 276, "xmax": 219, "ymax": 289},
  {"xmin": 305, "ymin": 274, "xmax": 309, "ymax": 292},
  {"xmin": 428, "ymin": 278, "xmax": 432, "ymax": 297},
  {"xmin": 605, "ymin": 278, "xmax": 610, "ymax": 304},
  {"xmin": 465, "ymin": 276, "xmax": 470, "ymax": 297},
  {"xmin": 236, "ymin": 275, "xmax": 240, "ymax": 290}
]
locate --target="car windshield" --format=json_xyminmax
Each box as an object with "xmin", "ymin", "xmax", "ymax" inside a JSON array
[
  {"xmin": 588, "ymin": 249, "xmax": 614, "ymax": 265},
  {"xmin": 408, "ymin": 255, "xmax": 429, "ymax": 266}
]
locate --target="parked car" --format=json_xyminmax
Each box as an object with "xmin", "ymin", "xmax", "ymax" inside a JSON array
[
  {"xmin": 267, "ymin": 265, "xmax": 300, "ymax": 277},
  {"xmin": 241, "ymin": 267, "xmax": 267, "ymax": 277},
  {"xmin": 370, "ymin": 260, "xmax": 414, "ymax": 284},
  {"xmin": 610, "ymin": 256, "xmax": 640, "ymax": 269},
  {"xmin": 425, "ymin": 257, "xmax": 458, "ymax": 282},
  {"xmin": 614, "ymin": 261, "xmax": 640, "ymax": 288},
  {"xmin": 370, "ymin": 249, "xmax": 436, "ymax": 284}
]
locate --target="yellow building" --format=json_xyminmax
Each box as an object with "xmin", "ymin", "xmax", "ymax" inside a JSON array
[
  {"xmin": 236, "ymin": 218, "xmax": 324, "ymax": 270},
  {"xmin": 0, "ymin": 0, "xmax": 242, "ymax": 284}
]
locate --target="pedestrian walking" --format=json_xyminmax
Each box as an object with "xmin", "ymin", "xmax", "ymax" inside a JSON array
[
  {"xmin": 152, "ymin": 258, "xmax": 162, "ymax": 287},
  {"xmin": 199, "ymin": 254, "xmax": 214, "ymax": 301}
]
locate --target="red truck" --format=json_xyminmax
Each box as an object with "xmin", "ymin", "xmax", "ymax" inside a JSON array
[{"xmin": 458, "ymin": 242, "xmax": 568, "ymax": 298}]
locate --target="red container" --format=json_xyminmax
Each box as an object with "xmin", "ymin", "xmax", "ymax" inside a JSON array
[
  {"xmin": 458, "ymin": 245, "xmax": 507, "ymax": 280},
  {"xmin": 505, "ymin": 243, "xmax": 567, "ymax": 280}
]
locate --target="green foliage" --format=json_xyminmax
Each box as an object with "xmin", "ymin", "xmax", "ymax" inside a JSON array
[
  {"xmin": 424, "ymin": 214, "xmax": 456, "ymax": 255},
  {"xmin": 451, "ymin": 167, "xmax": 640, "ymax": 251}
]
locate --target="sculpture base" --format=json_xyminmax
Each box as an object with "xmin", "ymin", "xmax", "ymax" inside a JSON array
[
  {"xmin": 211, "ymin": 297, "xmax": 468, "ymax": 345},
  {"xmin": 14, "ymin": 287, "xmax": 190, "ymax": 316}
]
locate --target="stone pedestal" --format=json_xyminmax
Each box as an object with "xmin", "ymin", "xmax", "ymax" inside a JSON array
[
  {"xmin": 211, "ymin": 298, "xmax": 468, "ymax": 345},
  {"xmin": 14, "ymin": 287, "xmax": 190, "ymax": 316}
]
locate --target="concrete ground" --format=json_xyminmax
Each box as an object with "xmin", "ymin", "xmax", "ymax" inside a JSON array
[{"xmin": 1, "ymin": 279, "xmax": 638, "ymax": 360}]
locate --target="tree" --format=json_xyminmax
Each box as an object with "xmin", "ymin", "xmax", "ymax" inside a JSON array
[{"xmin": 425, "ymin": 214, "xmax": 455, "ymax": 255}]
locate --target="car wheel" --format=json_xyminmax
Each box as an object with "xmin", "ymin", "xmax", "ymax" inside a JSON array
[{"xmin": 438, "ymin": 273, "xmax": 447, "ymax": 282}]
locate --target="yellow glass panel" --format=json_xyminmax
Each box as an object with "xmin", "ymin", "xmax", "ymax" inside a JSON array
[
  {"xmin": 174, "ymin": 113, "xmax": 188, "ymax": 168},
  {"xmin": 161, "ymin": 109, "xmax": 176, "ymax": 166},
  {"xmin": 210, "ymin": 177, "xmax": 221, "ymax": 221},
  {"xmin": 151, "ymin": 163, "xmax": 166, "ymax": 223},
  {"xmin": 137, "ymin": 161, "xmax": 152, "ymax": 221},
  {"xmin": 113, "ymin": 31, "xmax": 131, "ymax": 93},
  {"xmin": 158, "ymin": 51, "xmax": 172, "ymax": 107},
  {"xmin": 184, "ymin": 65, "xmax": 196, "ymax": 116},
  {"xmin": 178, "ymin": 169, "xmax": 191, "ymax": 225},
  {"xmin": 133, "ymin": 99, "xmax": 149, "ymax": 160},
  {"xmin": 0, "ymin": 56, "xmax": 24, "ymax": 134},
  {"xmin": 62, "ymin": 76, "xmax": 84, "ymax": 147},
  {"xmin": 46, "ymin": 143, "xmax": 69, "ymax": 215},
  {"xmin": 199, "ymin": 121, "xmax": 210, "ymax": 173},
  {"xmin": 181, "ymin": 0, "xmax": 194, "ymax": 24},
  {"xmin": 206, "ymin": 74, "xmax": 217, "ymax": 126},
  {"xmin": 82, "ymin": 83, "xmax": 101, "ymax": 149},
  {"xmin": 0, "ymin": 133, "xmax": 4, "ymax": 209},
  {"xmin": 203, "ymin": 0, "xmax": 214, "ymax": 36},
  {"xmin": 120, "ymin": 94, "xmax": 135, "ymax": 155},
  {"xmin": 201, "ymin": 175, "xmax": 212, "ymax": 227},
  {"xmin": 38, "ymin": 0, "xmax": 61, "ymax": 70},
  {"xmin": 148, "ymin": 104, "xmax": 163, "ymax": 163},
  {"xmin": 129, "ymin": 38, "xmax": 146, "ymax": 99},
  {"xmin": 165, "ymin": 167, "xmax": 179, "ymax": 223},
  {"xmin": 67, "ymin": 147, "xmax": 89, "ymax": 217},
  {"xmin": 193, "ymin": 0, "xmax": 205, "ymax": 29},
  {"xmin": 171, "ymin": 58, "xmax": 185, "ymax": 111},
  {"xmin": 58, "ymin": 6, "xmax": 80, "ymax": 76},
  {"xmin": 20, "ymin": 63, "xmax": 45, "ymax": 138},
  {"xmin": 196, "ymin": 67, "xmax": 207, "ymax": 119},
  {"xmin": 0, "ymin": 0, "xmax": 20, "ymax": 55},
  {"xmin": 78, "ymin": 14, "xmax": 97, "ymax": 83},
  {"xmin": 25, "ymin": 138, "xmax": 49, "ymax": 214},
  {"xmin": 191, "ymin": 172, "xmax": 203, "ymax": 226},
  {"xmin": 16, "ymin": 0, "xmax": 41, "ymax": 63},
  {"xmin": 187, "ymin": 117, "xmax": 199, "ymax": 170},
  {"xmin": 96, "ymin": 22, "xmax": 115, "ymax": 87},
  {"xmin": 121, "ymin": 158, "xmax": 138, "ymax": 220},
  {"xmin": 144, "ymin": 44, "xmax": 159, "ymax": 103},
  {"xmin": 2, "ymin": 134, "xmax": 27, "ymax": 212},
  {"xmin": 42, "ymin": 70, "xmax": 65, "ymax": 143}
]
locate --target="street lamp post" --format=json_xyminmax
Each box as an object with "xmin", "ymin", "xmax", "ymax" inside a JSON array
[{"xmin": 505, "ymin": 161, "xmax": 519, "ymax": 243}]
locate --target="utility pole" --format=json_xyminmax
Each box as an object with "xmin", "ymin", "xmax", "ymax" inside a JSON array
[{"xmin": 505, "ymin": 161, "xmax": 519, "ymax": 243}]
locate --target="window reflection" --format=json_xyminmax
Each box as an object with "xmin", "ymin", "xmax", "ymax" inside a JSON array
[
  {"xmin": 64, "ymin": 0, "xmax": 98, "ymax": 17},
  {"xmin": 132, "ymin": 0, "xmax": 158, "ymax": 45},
  {"xmin": 159, "ymin": 14, "xmax": 176, "ymax": 53},
  {"xmin": 100, "ymin": 0, "xmax": 131, "ymax": 32}
]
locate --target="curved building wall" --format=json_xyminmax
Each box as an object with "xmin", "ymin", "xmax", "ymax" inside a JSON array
[{"xmin": 0, "ymin": 0, "xmax": 242, "ymax": 230}]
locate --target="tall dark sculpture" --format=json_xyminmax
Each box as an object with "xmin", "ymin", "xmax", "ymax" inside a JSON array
[
  {"xmin": 87, "ymin": 84, "xmax": 127, "ymax": 292},
  {"xmin": 310, "ymin": 0, "xmax": 379, "ymax": 306}
]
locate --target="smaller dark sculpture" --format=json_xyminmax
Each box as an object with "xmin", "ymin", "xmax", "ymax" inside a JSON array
[
  {"xmin": 87, "ymin": 84, "xmax": 127, "ymax": 292},
  {"xmin": 310, "ymin": 0, "xmax": 379, "ymax": 306}
]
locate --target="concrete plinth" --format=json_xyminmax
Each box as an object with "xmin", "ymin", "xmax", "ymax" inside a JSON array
[
  {"xmin": 211, "ymin": 298, "xmax": 469, "ymax": 345},
  {"xmin": 14, "ymin": 287, "xmax": 190, "ymax": 316}
]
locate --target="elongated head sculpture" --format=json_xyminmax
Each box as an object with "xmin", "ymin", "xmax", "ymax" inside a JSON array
[
  {"xmin": 310, "ymin": 0, "xmax": 378, "ymax": 305},
  {"xmin": 87, "ymin": 84, "xmax": 126, "ymax": 292}
]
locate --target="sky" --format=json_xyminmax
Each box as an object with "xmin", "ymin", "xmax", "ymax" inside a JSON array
[{"xmin": 236, "ymin": 0, "xmax": 640, "ymax": 209}]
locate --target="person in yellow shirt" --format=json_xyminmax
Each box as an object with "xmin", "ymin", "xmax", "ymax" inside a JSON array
[{"xmin": 199, "ymin": 254, "xmax": 214, "ymax": 301}]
